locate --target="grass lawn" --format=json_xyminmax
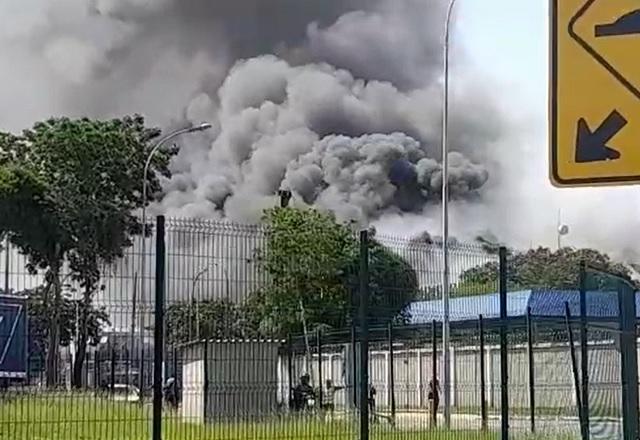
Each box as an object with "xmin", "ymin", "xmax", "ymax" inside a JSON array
[{"xmin": 0, "ymin": 395, "xmax": 573, "ymax": 440}]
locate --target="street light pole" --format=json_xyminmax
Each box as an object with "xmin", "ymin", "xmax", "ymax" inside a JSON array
[
  {"xmin": 141, "ymin": 122, "xmax": 213, "ymax": 245},
  {"xmin": 442, "ymin": 0, "xmax": 458, "ymax": 428},
  {"xmin": 191, "ymin": 267, "xmax": 209, "ymax": 340},
  {"xmin": 190, "ymin": 262, "xmax": 230, "ymax": 339},
  {"xmin": 138, "ymin": 122, "xmax": 211, "ymax": 392}
]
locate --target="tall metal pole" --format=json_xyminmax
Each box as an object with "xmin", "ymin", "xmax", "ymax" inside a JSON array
[
  {"xmin": 351, "ymin": 325, "xmax": 358, "ymax": 408},
  {"xmin": 479, "ymin": 315, "xmax": 487, "ymax": 431},
  {"xmin": 138, "ymin": 123, "xmax": 211, "ymax": 393},
  {"xmin": 431, "ymin": 320, "xmax": 438, "ymax": 428},
  {"xmin": 441, "ymin": 0, "xmax": 457, "ymax": 428},
  {"xmin": 317, "ymin": 329, "xmax": 323, "ymax": 410},
  {"xmin": 526, "ymin": 307, "xmax": 535, "ymax": 434},
  {"xmin": 388, "ymin": 322, "xmax": 396, "ymax": 426},
  {"xmin": 191, "ymin": 262, "xmax": 229, "ymax": 339},
  {"xmin": 499, "ymin": 247, "xmax": 509, "ymax": 440},
  {"xmin": 152, "ymin": 216, "xmax": 166, "ymax": 440},
  {"xmin": 579, "ymin": 262, "xmax": 589, "ymax": 440},
  {"xmin": 358, "ymin": 230, "xmax": 370, "ymax": 440}
]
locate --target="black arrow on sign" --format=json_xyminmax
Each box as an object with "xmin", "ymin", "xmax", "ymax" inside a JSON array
[{"xmin": 575, "ymin": 110, "xmax": 626, "ymax": 163}]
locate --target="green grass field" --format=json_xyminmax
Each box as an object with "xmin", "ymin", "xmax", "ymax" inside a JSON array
[{"xmin": 0, "ymin": 395, "xmax": 576, "ymax": 440}]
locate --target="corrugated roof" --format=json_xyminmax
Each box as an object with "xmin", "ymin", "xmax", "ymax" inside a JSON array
[{"xmin": 405, "ymin": 289, "xmax": 640, "ymax": 325}]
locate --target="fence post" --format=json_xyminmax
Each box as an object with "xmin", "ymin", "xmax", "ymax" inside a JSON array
[
  {"xmin": 152, "ymin": 215, "xmax": 166, "ymax": 440},
  {"xmin": 526, "ymin": 307, "xmax": 535, "ymax": 434},
  {"xmin": 479, "ymin": 314, "xmax": 487, "ymax": 431},
  {"xmin": 499, "ymin": 246, "xmax": 508, "ymax": 440},
  {"xmin": 431, "ymin": 319, "xmax": 437, "ymax": 428},
  {"xmin": 203, "ymin": 339, "xmax": 209, "ymax": 422},
  {"xmin": 287, "ymin": 334, "xmax": 293, "ymax": 411},
  {"xmin": 388, "ymin": 322, "xmax": 396, "ymax": 426},
  {"xmin": 579, "ymin": 261, "xmax": 589, "ymax": 440},
  {"xmin": 110, "ymin": 347, "xmax": 116, "ymax": 395},
  {"xmin": 618, "ymin": 279, "xmax": 639, "ymax": 440},
  {"xmin": 317, "ymin": 329, "xmax": 323, "ymax": 410},
  {"xmin": 124, "ymin": 348, "xmax": 129, "ymax": 388},
  {"xmin": 359, "ymin": 230, "xmax": 370, "ymax": 440},
  {"xmin": 351, "ymin": 325, "xmax": 357, "ymax": 409},
  {"xmin": 95, "ymin": 351, "xmax": 100, "ymax": 396},
  {"xmin": 565, "ymin": 301, "xmax": 585, "ymax": 440}
]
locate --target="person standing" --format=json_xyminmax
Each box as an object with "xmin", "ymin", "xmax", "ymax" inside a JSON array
[
  {"xmin": 368, "ymin": 384, "xmax": 377, "ymax": 423},
  {"xmin": 163, "ymin": 377, "xmax": 178, "ymax": 410},
  {"xmin": 322, "ymin": 380, "xmax": 344, "ymax": 418},
  {"xmin": 292, "ymin": 374, "xmax": 315, "ymax": 413}
]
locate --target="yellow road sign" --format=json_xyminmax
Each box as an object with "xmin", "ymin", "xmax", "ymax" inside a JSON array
[{"xmin": 550, "ymin": 0, "xmax": 640, "ymax": 186}]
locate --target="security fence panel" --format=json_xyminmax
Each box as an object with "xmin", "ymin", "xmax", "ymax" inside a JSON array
[
  {"xmin": 0, "ymin": 225, "xmax": 156, "ymax": 439},
  {"xmin": 5, "ymin": 216, "xmax": 636, "ymax": 440}
]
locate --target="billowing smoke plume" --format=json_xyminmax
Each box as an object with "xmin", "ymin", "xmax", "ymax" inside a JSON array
[
  {"xmin": 161, "ymin": 54, "xmax": 491, "ymax": 223},
  {"xmin": 0, "ymin": 0, "xmax": 498, "ymax": 226},
  {"xmin": 3, "ymin": 0, "xmax": 635, "ymax": 259}
]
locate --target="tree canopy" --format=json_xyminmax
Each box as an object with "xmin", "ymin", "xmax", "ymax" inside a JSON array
[
  {"xmin": 166, "ymin": 298, "xmax": 259, "ymax": 345},
  {"xmin": 0, "ymin": 115, "xmax": 176, "ymax": 385},
  {"xmin": 457, "ymin": 246, "xmax": 637, "ymax": 294},
  {"xmin": 249, "ymin": 207, "xmax": 419, "ymax": 337},
  {"xmin": 26, "ymin": 286, "xmax": 110, "ymax": 364}
]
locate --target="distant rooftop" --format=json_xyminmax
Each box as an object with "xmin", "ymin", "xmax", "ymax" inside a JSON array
[{"xmin": 405, "ymin": 289, "xmax": 640, "ymax": 325}]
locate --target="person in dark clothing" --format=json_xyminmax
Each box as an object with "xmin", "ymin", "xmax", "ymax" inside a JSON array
[
  {"xmin": 164, "ymin": 377, "xmax": 178, "ymax": 409},
  {"xmin": 322, "ymin": 379, "xmax": 344, "ymax": 415},
  {"xmin": 368, "ymin": 385, "xmax": 377, "ymax": 423},
  {"xmin": 292, "ymin": 374, "xmax": 315, "ymax": 412}
]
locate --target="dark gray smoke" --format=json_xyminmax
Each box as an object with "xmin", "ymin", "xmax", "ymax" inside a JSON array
[
  {"xmin": 161, "ymin": 53, "xmax": 491, "ymax": 223},
  {"xmin": 0, "ymin": 0, "xmax": 498, "ymax": 226},
  {"xmin": 2, "ymin": 0, "xmax": 639, "ymax": 271}
]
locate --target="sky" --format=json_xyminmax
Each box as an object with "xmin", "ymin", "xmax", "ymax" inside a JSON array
[
  {"xmin": 451, "ymin": 0, "xmax": 640, "ymax": 254},
  {"xmin": 458, "ymin": 0, "xmax": 547, "ymax": 107}
]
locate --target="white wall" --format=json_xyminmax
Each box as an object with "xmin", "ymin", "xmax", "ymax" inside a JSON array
[
  {"xmin": 181, "ymin": 344, "xmax": 204, "ymax": 424},
  {"xmin": 182, "ymin": 338, "xmax": 627, "ymax": 423},
  {"xmin": 289, "ymin": 340, "xmax": 626, "ymax": 415}
]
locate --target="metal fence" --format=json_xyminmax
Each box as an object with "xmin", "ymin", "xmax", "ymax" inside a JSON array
[{"xmin": 0, "ymin": 215, "xmax": 637, "ymax": 440}]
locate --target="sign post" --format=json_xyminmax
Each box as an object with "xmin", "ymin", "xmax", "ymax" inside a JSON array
[{"xmin": 550, "ymin": 0, "xmax": 640, "ymax": 186}]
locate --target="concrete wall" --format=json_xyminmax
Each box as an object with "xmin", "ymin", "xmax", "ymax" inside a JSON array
[
  {"xmin": 182, "ymin": 339, "xmax": 625, "ymax": 423},
  {"xmin": 291, "ymin": 340, "xmax": 625, "ymax": 414},
  {"xmin": 181, "ymin": 345, "xmax": 204, "ymax": 424}
]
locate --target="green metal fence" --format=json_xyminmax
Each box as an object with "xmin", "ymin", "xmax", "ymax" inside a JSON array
[{"xmin": 0, "ymin": 215, "xmax": 637, "ymax": 440}]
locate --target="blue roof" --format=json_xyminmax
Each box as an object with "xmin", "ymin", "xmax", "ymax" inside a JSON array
[{"xmin": 405, "ymin": 289, "xmax": 640, "ymax": 325}]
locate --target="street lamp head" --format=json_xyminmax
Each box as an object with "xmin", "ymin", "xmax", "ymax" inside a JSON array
[{"xmin": 191, "ymin": 122, "xmax": 212, "ymax": 132}]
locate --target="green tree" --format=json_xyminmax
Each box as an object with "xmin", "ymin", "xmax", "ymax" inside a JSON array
[
  {"xmin": 251, "ymin": 207, "xmax": 419, "ymax": 337},
  {"xmin": 342, "ymin": 239, "xmax": 419, "ymax": 326},
  {"xmin": 0, "ymin": 115, "xmax": 175, "ymax": 386},
  {"xmin": 457, "ymin": 247, "xmax": 637, "ymax": 294},
  {"xmin": 166, "ymin": 298, "xmax": 259, "ymax": 345},
  {"xmin": 26, "ymin": 286, "xmax": 110, "ymax": 371}
]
